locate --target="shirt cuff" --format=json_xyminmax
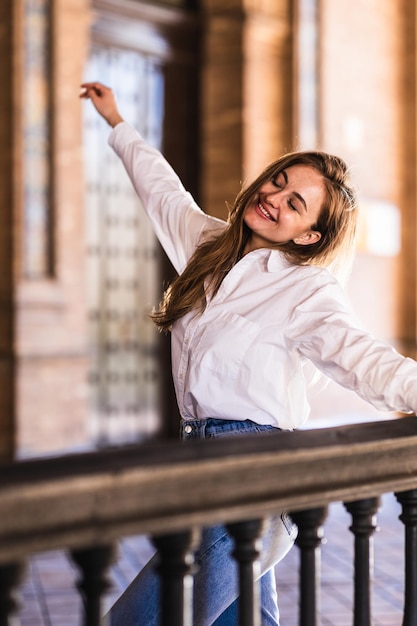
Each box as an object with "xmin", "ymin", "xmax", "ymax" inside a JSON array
[{"xmin": 108, "ymin": 121, "xmax": 145, "ymax": 152}]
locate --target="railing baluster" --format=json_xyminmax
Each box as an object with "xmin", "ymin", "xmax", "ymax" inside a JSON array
[
  {"xmin": 70, "ymin": 543, "xmax": 116, "ymax": 626},
  {"xmin": 344, "ymin": 497, "xmax": 380, "ymax": 626},
  {"xmin": 290, "ymin": 507, "xmax": 328, "ymax": 626},
  {"xmin": 0, "ymin": 561, "xmax": 26, "ymax": 626},
  {"xmin": 152, "ymin": 529, "xmax": 198, "ymax": 626},
  {"xmin": 226, "ymin": 518, "xmax": 266, "ymax": 626},
  {"xmin": 395, "ymin": 488, "xmax": 417, "ymax": 626}
]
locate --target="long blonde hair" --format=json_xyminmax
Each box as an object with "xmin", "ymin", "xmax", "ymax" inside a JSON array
[{"xmin": 152, "ymin": 150, "xmax": 358, "ymax": 332}]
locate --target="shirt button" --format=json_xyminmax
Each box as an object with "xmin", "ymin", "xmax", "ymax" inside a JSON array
[{"xmin": 184, "ymin": 424, "xmax": 193, "ymax": 434}]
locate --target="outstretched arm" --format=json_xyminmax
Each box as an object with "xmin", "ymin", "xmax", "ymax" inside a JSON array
[
  {"xmin": 80, "ymin": 81, "xmax": 226, "ymax": 273},
  {"xmin": 80, "ymin": 82, "xmax": 124, "ymax": 128}
]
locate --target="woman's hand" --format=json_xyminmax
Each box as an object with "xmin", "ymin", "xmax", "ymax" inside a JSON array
[{"xmin": 80, "ymin": 82, "xmax": 124, "ymax": 128}]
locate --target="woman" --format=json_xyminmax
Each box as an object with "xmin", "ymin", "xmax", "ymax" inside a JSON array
[{"xmin": 80, "ymin": 82, "xmax": 417, "ymax": 625}]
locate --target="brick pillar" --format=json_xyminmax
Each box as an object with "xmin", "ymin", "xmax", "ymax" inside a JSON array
[
  {"xmin": 0, "ymin": 2, "xmax": 18, "ymax": 460},
  {"xmin": 399, "ymin": 0, "xmax": 417, "ymax": 352},
  {"xmin": 200, "ymin": 1, "xmax": 245, "ymax": 219},
  {"xmin": 200, "ymin": 0, "xmax": 293, "ymax": 219},
  {"xmin": 243, "ymin": 0, "xmax": 294, "ymax": 180},
  {"xmin": 4, "ymin": 0, "xmax": 92, "ymax": 457}
]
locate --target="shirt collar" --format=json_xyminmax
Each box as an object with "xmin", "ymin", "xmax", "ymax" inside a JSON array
[{"xmin": 266, "ymin": 249, "xmax": 293, "ymax": 272}]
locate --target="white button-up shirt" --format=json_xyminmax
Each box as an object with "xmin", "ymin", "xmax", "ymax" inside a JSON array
[{"xmin": 109, "ymin": 122, "xmax": 417, "ymax": 429}]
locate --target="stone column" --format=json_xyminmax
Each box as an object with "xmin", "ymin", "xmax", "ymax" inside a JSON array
[
  {"xmin": 200, "ymin": 0, "xmax": 293, "ymax": 219},
  {"xmin": 0, "ymin": 1, "xmax": 18, "ymax": 460},
  {"xmin": 399, "ymin": 0, "xmax": 417, "ymax": 353},
  {"xmin": 4, "ymin": 0, "xmax": 92, "ymax": 457},
  {"xmin": 243, "ymin": 0, "xmax": 293, "ymax": 180}
]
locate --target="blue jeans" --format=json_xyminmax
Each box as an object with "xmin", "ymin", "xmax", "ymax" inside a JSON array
[{"xmin": 108, "ymin": 418, "xmax": 297, "ymax": 625}]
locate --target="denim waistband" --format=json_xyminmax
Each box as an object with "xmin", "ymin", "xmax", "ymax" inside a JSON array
[{"xmin": 180, "ymin": 417, "xmax": 281, "ymax": 441}]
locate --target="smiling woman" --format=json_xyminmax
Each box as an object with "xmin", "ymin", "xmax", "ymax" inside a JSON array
[
  {"xmin": 151, "ymin": 148, "xmax": 359, "ymax": 332},
  {"xmin": 80, "ymin": 82, "xmax": 417, "ymax": 626}
]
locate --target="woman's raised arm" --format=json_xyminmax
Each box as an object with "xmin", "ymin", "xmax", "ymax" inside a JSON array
[{"xmin": 80, "ymin": 81, "xmax": 226, "ymax": 273}]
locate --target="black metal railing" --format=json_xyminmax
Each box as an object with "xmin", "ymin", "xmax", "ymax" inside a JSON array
[{"xmin": 1, "ymin": 417, "xmax": 417, "ymax": 625}]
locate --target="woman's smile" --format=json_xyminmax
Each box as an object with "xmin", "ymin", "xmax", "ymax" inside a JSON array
[{"xmin": 255, "ymin": 200, "xmax": 276, "ymax": 222}]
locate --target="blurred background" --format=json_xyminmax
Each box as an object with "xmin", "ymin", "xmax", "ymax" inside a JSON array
[{"xmin": 1, "ymin": 0, "xmax": 416, "ymax": 460}]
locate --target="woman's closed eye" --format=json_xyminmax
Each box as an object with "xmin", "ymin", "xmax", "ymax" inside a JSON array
[
  {"xmin": 271, "ymin": 173, "xmax": 298, "ymax": 211},
  {"xmin": 272, "ymin": 173, "xmax": 285, "ymax": 189}
]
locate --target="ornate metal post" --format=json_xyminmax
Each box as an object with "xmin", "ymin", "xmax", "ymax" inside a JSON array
[
  {"xmin": 0, "ymin": 561, "xmax": 26, "ymax": 626},
  {"xmin": 290, "ymin": 507, "xmax": 328, "ymax": 626},
  {"xmin": 395, "ymin": 488, "xmax": 417, "ymax": 626},
  {"xmin": 226, "ymin": 518, "xmax": 266, "ymax": 626},
  {"xmin": 344, "ymin": 497, "xmax": 380, "ymax": 626},
  {"xmin": 71, "ymin": 543, "xmax": 116, "ymax": 626},
  {"xmin": 152, "ymin": 529, "xmax": 198, "ymax": 626}
]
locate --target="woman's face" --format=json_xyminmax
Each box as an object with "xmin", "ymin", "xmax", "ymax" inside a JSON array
[{"xmin": 243, "ymin": 164, "xmax": 325, "ymax": 254}]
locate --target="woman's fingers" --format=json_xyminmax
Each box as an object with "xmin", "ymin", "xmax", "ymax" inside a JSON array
[
  {"xmin": 79, "ymin": 82, "xmax": 124, "ymax": 127},
  {"xmin": 79, "ymin": 82, "xmax": 111, "ymax": 98}
]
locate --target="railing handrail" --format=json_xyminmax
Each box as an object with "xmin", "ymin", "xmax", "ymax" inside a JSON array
[{"xmin": 1, "ymin": 416, "xmax": 417, "ymax": 564}]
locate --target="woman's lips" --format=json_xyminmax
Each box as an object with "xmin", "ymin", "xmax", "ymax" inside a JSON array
[{"xmin": 255, "ymin": 201, "xmax": 276, "ymax": 222}]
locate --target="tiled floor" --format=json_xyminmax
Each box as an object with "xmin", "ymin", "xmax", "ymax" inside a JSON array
[{"xmin": 18, "ymin": 493, "xmax": 404, "ymax": 625}]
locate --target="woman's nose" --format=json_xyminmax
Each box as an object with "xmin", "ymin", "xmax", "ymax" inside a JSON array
[{"xmin": 265, "ymin": 191, "xmax": 282, "ymax": 208}]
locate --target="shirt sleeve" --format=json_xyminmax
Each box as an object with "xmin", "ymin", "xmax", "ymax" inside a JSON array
[
  {"xmin": 287, "ymin": 276, "xmax": 417, "ymax": 414},
  {"xmin": 108, "ymin": 122, "xmax": 226, "ymax": 274}
]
